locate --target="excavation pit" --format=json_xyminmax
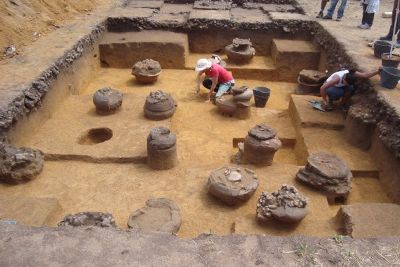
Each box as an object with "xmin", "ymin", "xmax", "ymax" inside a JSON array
[
  {"xmin": 0, "ymin": 10, "xmax": 398, "ymax": 242},
  {"xmin": 78, "ymin": 128, "xmax": 113, "ymax": 145}
]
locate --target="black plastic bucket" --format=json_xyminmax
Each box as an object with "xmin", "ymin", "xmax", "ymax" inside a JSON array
[
  {"xmin": 253, "ymin": 87, "xmax": 271, "ymax": 108},
  {"xmin": 374, "ymin": 40, "xmax": 393, "ymax": 58},
  {"xmin": 381, "ymin": 53, "xmax": 400, "ymax": 68},
  {"xmin": 380, "ymin": 67, "xmax": 400, "ymax": 89}
]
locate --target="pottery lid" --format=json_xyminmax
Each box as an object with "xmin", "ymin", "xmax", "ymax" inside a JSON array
[
  {"xmin": 248, "ymin": 124, "xmax": 277, "ymax": 140},
  {"xmin": 147, "ymin": 127, "xmax": 176, "ymax": 150}
]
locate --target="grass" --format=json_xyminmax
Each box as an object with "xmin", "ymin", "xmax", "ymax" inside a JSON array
[{"xmin": 295, "ymin": 243, "xmax": 317, "ymax": 265}]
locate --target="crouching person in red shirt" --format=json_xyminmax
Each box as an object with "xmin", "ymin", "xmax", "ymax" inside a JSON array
[{"xmin": 195, "ymin": 58, "xmax": 235, "ymax": 103}]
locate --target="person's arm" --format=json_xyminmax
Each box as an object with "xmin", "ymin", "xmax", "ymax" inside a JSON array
[
  {"xmin": 195, "ymin": 71, "xmax": 204, "ymax": 93},
  {"xmin": 206, "ymin": 76, "xmax": 218, "ymax": 101},
  {"xmin": 320, "ymin": 75, "xmax": 339, "ymax": 105},
  {"xmin": 354, "ymin": 67, "xmax": 382, "ymax": 79}
]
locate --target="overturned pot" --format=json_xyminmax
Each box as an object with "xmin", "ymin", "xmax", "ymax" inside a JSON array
[
  {"xmin": 132, "ymin": 59, "xmax": 161, "ymax": 84},
  {"xmin": 144, "ymin": 90, "xmax": 177, "ymax": 120},
  {"xmin": 225, "ymin": 38, "xmax": 255, "ymax": 64}
]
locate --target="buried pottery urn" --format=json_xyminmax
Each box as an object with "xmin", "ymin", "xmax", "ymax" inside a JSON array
[
  {"xmin": 132, "ymin": 59, "xmax": 161, "ymax": 84},
  {"xmin": 225, "ymin": 38, "xmax": 255, "ymax": 64},
  {"xmin": 207, "ymin": 166, "xmax": 259, "ymax": 205},
  {"xmin": 296, "ymin": 152, "xmax": 352, "ymax": 204},
  {"xmin": 256, "ymin": 184, "xmax": 309, "ymax": 224},
  {"xmin": 93, "ymin": 87, "xmax": 123, "ymax": 115},
  {"xmin": 144, "ymin": 90, "xmax": 177, "ymax": 120},
  {"xmin": 147, "ymin": 126, "xmax": 177, "ymax": 170},
  {"xmin": 243, "ymin": 124, "xmax": 282, "ymax": 165}
]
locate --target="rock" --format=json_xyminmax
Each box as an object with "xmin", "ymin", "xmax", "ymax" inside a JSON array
[
  {"xmin": 296, "ymin": 152, "xmax": 352, "ymax": 204},
  {"xmin": 242, "ymin": 124, "xmax": 281, "ymax": 165},
  {"xmin": 298, "ymin": 69, "xmax": 327, "ymax": 84},
  {"xmin": 128, "ymin": 198, "xmax": 181, "ymax": 234},
  {"xmin": 207, "ymin": 166, "xmax": 259, "ymax": 205},
  {"xmin": 147, "ymin": 127, "xmax": 177, "ymax": 170},
  {"xmin": 256, "ymin": 184, "xmax": 309, "ymax": 223},
  {"xmin": 0, "ymin": 143, "xmax": 44, "ymax": 184},
  {"xmin": 144, "ymin": 90, "xmax": 176, "ymax": 120},
  {"xmin": 93, "ymin": 87, "xmax": 123, "ymax": 115},
  {"xmin": 58, "ymin": 212, "xmax": 116, "ymax": 228},
  {"xmin": 132, "ymin": 59, "xmax": 161, "ymax": 84},
  {"xmin": 225, "ymin": 38, "xmax": 255, "ymax": 64}
]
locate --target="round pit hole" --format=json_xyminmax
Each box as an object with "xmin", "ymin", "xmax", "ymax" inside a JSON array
[{"xmin": 78, "ymin": 127, "xmax": 113, "ymax": 145}]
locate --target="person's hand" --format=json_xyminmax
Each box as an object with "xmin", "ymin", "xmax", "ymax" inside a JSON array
[{"xmin": 378, "ymin": 66, "xmax": 383, "ymax": 74}]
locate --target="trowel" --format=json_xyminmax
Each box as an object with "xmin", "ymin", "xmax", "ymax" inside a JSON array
[{"xmin": 308, "ymin": 100, "xmax": 325, "ymax": 112}]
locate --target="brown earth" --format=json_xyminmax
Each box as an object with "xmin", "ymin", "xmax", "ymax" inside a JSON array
[{"xmin": 0, "ymin": 0, "xmax": 113, "ymax": 60}]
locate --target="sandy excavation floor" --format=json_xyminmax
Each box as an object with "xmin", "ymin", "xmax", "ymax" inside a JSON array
[{"xmin": 0, "ymin": 68, "xmax": 391, "ymax": 237}]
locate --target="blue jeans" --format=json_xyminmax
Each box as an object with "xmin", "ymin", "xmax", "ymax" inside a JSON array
[
  {"xmin": 326, "ymin": 85, "xmax": 353, "ymax": 102},
  {"xmin": 327, "ymin": 0, "xmax": 347, "ymax": 18},
  {"xmin": 202, "ymin": 79, "xmax": 235, "ymax": 97}
]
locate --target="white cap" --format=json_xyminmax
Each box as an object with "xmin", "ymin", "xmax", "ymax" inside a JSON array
[{"xmin": 195, "ymin": 58, "xmax": 212, "ymax": 72}]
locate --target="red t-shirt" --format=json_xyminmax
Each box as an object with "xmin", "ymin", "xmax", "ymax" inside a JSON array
[{"xmin": 206, "ymin": 63, "xmax": 233, "ymax": 84}]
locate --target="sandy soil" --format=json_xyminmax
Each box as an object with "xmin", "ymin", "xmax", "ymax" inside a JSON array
[
  {"xmin": 0, "ymin": 0, "xmax": 113, "ymax": 60},
  {"xmin": 0, "ymin": 67, "xmax": 390, "ymax": 238}
]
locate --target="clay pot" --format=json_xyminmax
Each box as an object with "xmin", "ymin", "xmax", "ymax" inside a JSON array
[
  {"xmin": 243, "ymin": 124, "xmax": 281, "ymax": 166},
  {"xmin": 344, "ymin": 104, "xmax": 376, "ymax": 150},
  {"xmin": 147, "ymin": 127, "xmax": 177, "ymax": 170},
  {"xmin": 133, "ymin": 72, "xmax": 161, "ymax": 84},
  {"xmin": 296, "ymin": 76, "xmax": 321, "ymax": 95},
  {"xmin": 132, "ymin": 59, "xmax": 162, "ymax": 84},
  {"xmin": 256, "ymin": 185, "xmax": 309, "ymax": 224},
  {"xmin": 296, "ymin": 152, "xmax": 352, "ymax": 204},
  {"xmin": 225, "ymin": 38, "xmax": 255, "ymax": 64},
  {"xmin": 298, "ymin": 69, "xmax": 327, "ymax": 84},
  {"xmin": 207, "ymin": 166, "xmax": 259, "ymax": 205},
  {"xmin": 236, "ymin": 101, "xmax": 251, "ymax": 120},
  {"xmin": 233, "ymin": 88, "xmax": 253, "ymax": 101},
  {"xmin": 144, "ymin": 90, "xmax": 176, "ymax": 120},
  {"xmin": 215, "ymin": 95, "xmax": 237, "ymax": 116},
  {"xmin": 0, "ymin": 143, "xmax": 44, "ymax": 184},
  {"xmin": 93, "ymin": 87, "xmax": 123, "ymax": 115}
]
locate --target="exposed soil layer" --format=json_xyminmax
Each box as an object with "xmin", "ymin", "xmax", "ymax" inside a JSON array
[
  {"xmin": 0, "ymin": 0, "xmax": 399, "ymax": 261},
  {"xmin": 127, "ymin": 198, "xmax": 181, "ymax": 234},
  {"xmin": 0, "ymin": 0, "xmax": 111, "ymax": 61},
  {"xmin": 1, "ymin": 224, "xmax": 400, "ymax": 266},
  {"xmin": 0, "ymin": 22, "xmax": 106, "ymax": 140}
]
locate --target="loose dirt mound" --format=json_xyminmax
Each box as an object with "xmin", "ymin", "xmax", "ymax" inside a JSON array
[{"xmin": 0, "ymin": 0, "xmax": 109, "ymax": 60}]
